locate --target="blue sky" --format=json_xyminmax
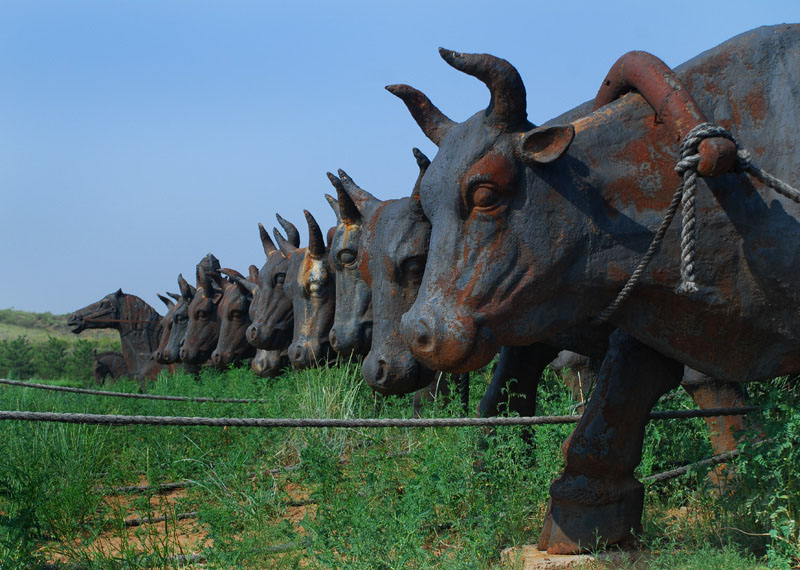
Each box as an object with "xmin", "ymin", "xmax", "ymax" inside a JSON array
[{"xmin": 2, "ymin": 1, "xmax": 798, "ymax": 314}]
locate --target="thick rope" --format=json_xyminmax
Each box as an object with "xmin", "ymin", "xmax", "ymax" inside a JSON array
[
  {"xmin": 644, "ymin": 448, "xmax": 739, "ymax": 484},
  {"xmin": 0, "ymin": 406, "xmax": 757, "ymax": 428},
  {"xmin": 594, "ymin": 122, "xmax": 800, "ymax": 324},
  {"xmin": 0, "ymin": 378, "xmax": 268, "ymax": 404}
]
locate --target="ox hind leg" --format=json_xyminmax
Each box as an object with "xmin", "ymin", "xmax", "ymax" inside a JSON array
[
  {"xmin": 538, "ymin": 330, "xmax": 683, "ymax": 554},
  {"xmin": 681, "ymin": 368, "xmax": 752, "ymax": 486}
]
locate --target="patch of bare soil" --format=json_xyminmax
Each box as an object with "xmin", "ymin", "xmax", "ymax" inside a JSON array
[{"xmin": 43, "ymin": 476, "xmax": 211, "ymax": 565}]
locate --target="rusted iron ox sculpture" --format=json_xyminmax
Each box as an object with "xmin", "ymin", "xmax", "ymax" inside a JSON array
[
  {"xmin": 273, "ymin": 211, "xmax": 337, "ymax": 368},
  {"xmin": 154, "ymin": 276, "xmax": 195, "ymax": 367},
  {"xmin": 69, "ymin": 289, "xmax": 165, "ymax": 381},
  {"xmin": 92, "ymin": 350, "xmax": 128, "ymax": 384},
  {"xmin": 180, "ymin": 264, "xmax": 225, "ymax": 367},
  {"xmin": 326, "ymin": 157, "xmax": 469, "ymax": 415},
  {"xmin": 389, "ymin": 24, "xmax": 799, "ymax": 552},
  {"xmin": 212, "ymin": 267, "xmax": 258, "ymax": 367},
  {"xmin": 247, "ymin": 216, "xmax": 299, "ymax": 356}
]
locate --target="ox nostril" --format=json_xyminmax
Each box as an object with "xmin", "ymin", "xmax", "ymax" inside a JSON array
[
  {"xmin": 212, "ymin": 351, "xmax": 222, "ymax": 366},
  {"xmin": 292, "ymin": 345, "xmax": 304, "ymax": 363},
  {"xmin": 179, "ymin": 348, "xmax": 187, "ymax": 361},
  {"xmin": 412, "ymin": 319, "xmax": 435, "ymax": 353},
  {"xmin": 375, "ymin": 359, "xmax": 387, "ymax": 383},
  {"xmin": 329, "ymin": 328, "xmax": 339, "ymax": 352},
  {"xmin": 247, "ymin": 325, "xmax": 258, "ymax": 344}
]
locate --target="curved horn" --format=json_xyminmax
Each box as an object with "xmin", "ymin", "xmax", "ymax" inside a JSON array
[
  {"xmin": 438, "ymin": 47, "xmax": 527, "ymax": 130},
  {"xmin": 276, "ymin": 214, "xmax": 300, "ymax": 248},
  {"xmin": 385, "ymin": 84, "xmax": 455, "ymax": 146},
  {"xmin": 305, "ymin": 210, "xmax": 326, "ymax": 260},
  {"xmin": 258, "ymin": 222, "xmax": 277, "ymax": 256},
  {"xmin": 327, "ymin": 172, "xmax": 361, "ymax": 225},
  {"xmin": 336, "ymin": 169, "xmax": 380, "ymax": 214},
  {"xmin": 411, "ymin": 147, "xmax": 431, "ymax": 199},
  {"xmin": 178, "ymin": 273, "xmax": 195, "ymax": 301},
  {"xmin": 273, "ymin": 227, "xmax": 298, "ymax": 257},
  {"xmin": 221, "ymin": 267, "xmax": 256, "ymax": 295},
  {"xmin": 167, "ymin": 291, "xmax": 182, "ymax": 302},
  {"xmin": 157, "ymin": 293, "xmax": 175, "ymax": 310},
  {"xmin": 198, "ymin": 265, "xmax": 214, "ymax": 295},
  {"xmin": 324, "ymin": 192, "xmax": 341, "ymax": 220}
]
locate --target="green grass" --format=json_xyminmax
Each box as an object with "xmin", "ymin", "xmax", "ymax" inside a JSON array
[{"xmin": 0, "ymin": 364, "xmax": 796, "ymax": 568}]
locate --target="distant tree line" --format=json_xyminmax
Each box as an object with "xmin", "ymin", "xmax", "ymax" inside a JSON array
[{"xmin": 0, "ymin": 336, "xmax": 113, "ymax": 381}]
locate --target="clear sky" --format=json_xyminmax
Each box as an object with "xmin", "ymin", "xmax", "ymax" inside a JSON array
[{"xmin": 2, "ymin": 1, "xmax": 798, "ymax": 315}]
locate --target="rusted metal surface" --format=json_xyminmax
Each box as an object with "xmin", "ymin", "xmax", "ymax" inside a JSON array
[
  {"xmin": 389, "ymin": 25, "xmax": 800, "ymax": 553},
  {"xmin": 246, "ymin": 218, "xmax": 298, "ymax": 352},
  {"xmin": 69, "ymin": 289, "xmax": 165, "ymax": 381},
  {"xmin": 593, "ymin": 50, "xmax": 737, "ymax": 177},
  {"xmin": 279, "ymin": 211, "xmax": 337, "ymax": 368},
  {"xmin": 180, "ymin": 263, "xmax": 224, "ymax": 366},
  {"xmin": 154, "ymin": 275, "xmax": 195, "ymax": 365},
  {"xmin": 212, "ymin": 268, "xmax": 258, "ymax": 367}
]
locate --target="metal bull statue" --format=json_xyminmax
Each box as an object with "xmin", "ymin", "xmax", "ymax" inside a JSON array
[
  {"xmin": 246, "ymin": 216, "xmax": 300, "ymax": 354},
  {"xmin": 213, "ymin": 267, "xmax": 258, "ymax": 367},
  {"xmin": 273, "ymin": 211, "xmax": 337, "ymax": 368},
  {"xmin": 68, "ymin": 289, "xmax": 166, "ymax": 382},
  {"xmin": 325, "ymin": 155, "xmax": 470, "ymax": 415},
  {"xmin": 327, "ymin": 154, "xmax": 752, "ymax": 452},
  {"xmin": 389, "ymin": 25, "xmax": 799, "ymax": 553},
  {"xmin": 154, "ymin": 275, "xmax": 195, "ymax": 367}
]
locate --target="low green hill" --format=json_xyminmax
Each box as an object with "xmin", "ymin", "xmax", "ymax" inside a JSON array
[{"xmin": 0, "ymin": 308, "xmax": 120, "ymax": 346}]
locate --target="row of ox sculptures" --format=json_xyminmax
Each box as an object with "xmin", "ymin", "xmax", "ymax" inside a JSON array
[{"xmin": 67, "ymin": 24, "xmax": 798, "ymax": 554}]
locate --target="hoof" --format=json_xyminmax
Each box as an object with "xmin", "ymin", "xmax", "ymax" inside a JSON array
[{"xmin": 537, "ymin": 478, "xmax": 643, "ymax": 555}]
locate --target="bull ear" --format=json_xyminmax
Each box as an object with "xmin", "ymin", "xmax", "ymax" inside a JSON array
[
  {"xmin": 305, "ymin": 210, "xmax": 326, "ymax": 260},
  {"xmin": 167, "ymin": 291, "xmax": 182, "ymax": 302},
  {"xmin": 324, "ymin": 193, "xmax": 341, "ymax": 220},
  {"xmin": 178, "ymin": 273, "xmax": 194, "ymax": 302},
  {"xmin": 516, "ymin": 124, "xmax": 574, "ymax": 165},
  {"xmin": 258, "ymin": 223, "xmax": 277, "ymax": 256},
  {"xmin": 327, "ymin": 172, "xmax": 361, "ymax": 225},
  {"xmin": 248, "ymin": 264, "xmax": 259, "ymax": 283},
  {"xmin": 273, "ymin": 227, "xmax": 297, "ymax": 257},
  {"xmin": 276, "ymin": 214, "xmax": 300, "ymax": 248},
  {"xmin": 157, "ymin": 293, "xmax": 175, "ymax": 310},
  {"xmin": 114, "ymin": 288, "xmax": 124, "ymax": 298}
]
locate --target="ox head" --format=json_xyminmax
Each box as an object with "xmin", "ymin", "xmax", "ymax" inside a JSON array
[
  {"xmin": 156, "ymin": 273, "xmax": 195, "ymax": 364},
  {"xmin": 246, "ymin": 216, "xmax": 299, "ymax": 350},
  {"xmin": 328, "ymin": 151, "xmax": 437, "ymax": 394},
  {"xmin": 154, "ymin": 290, "xmax": 187, "ymax": 363},
  {"xmin": 180, "ymin": 263, "xmax": 224, "ymax": 365},
  {"xmin": 325, "ymin": 172, "xmax": 380, "ymax": 357},
  {"xmin": 211, "ymin": 267, "xmax": 258, "ymax": 367},
  {"xmin": 251, "ymin": 348, "xmax": 290, "ymax": 377},
  {"xmin": 68, "ymin": 289, "xmax": 124, "ymax": 333},
  {"xmin": 281, "ymin": 210, "xmax": 337, "ymax": 368},
  {"xmin": 389, "ymin": 49, "xmax": 576, "ymax": 372}
]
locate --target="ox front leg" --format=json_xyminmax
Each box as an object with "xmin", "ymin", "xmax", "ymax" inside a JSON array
[{"xmin": 538, "ymin": 330, "xmax": 682, "ymax": 554}]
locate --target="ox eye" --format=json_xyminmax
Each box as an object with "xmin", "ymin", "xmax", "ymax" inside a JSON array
[
  {"xmin": 273, "ymin": 273, "xmax": 286, "ymax": 286},
  {"xmin": 337, "ymin": 249, "xmax": 357, "ymax": 267},
  {"xmin": 471, "ymin": 184, "xmax": 502, "ymax": 210},
  {"xmin": 400, "ymin": 256, "xmax": 426, "ymax": 280}
]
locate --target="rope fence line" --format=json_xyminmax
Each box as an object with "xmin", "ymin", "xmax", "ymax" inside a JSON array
[
  {"xmin": 0, "ymin": 378, "xmax": 269, "ymax": 404},
  {"xmin": 0, "ymin": 406, "xmax": 758, "ymax": 428}
]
